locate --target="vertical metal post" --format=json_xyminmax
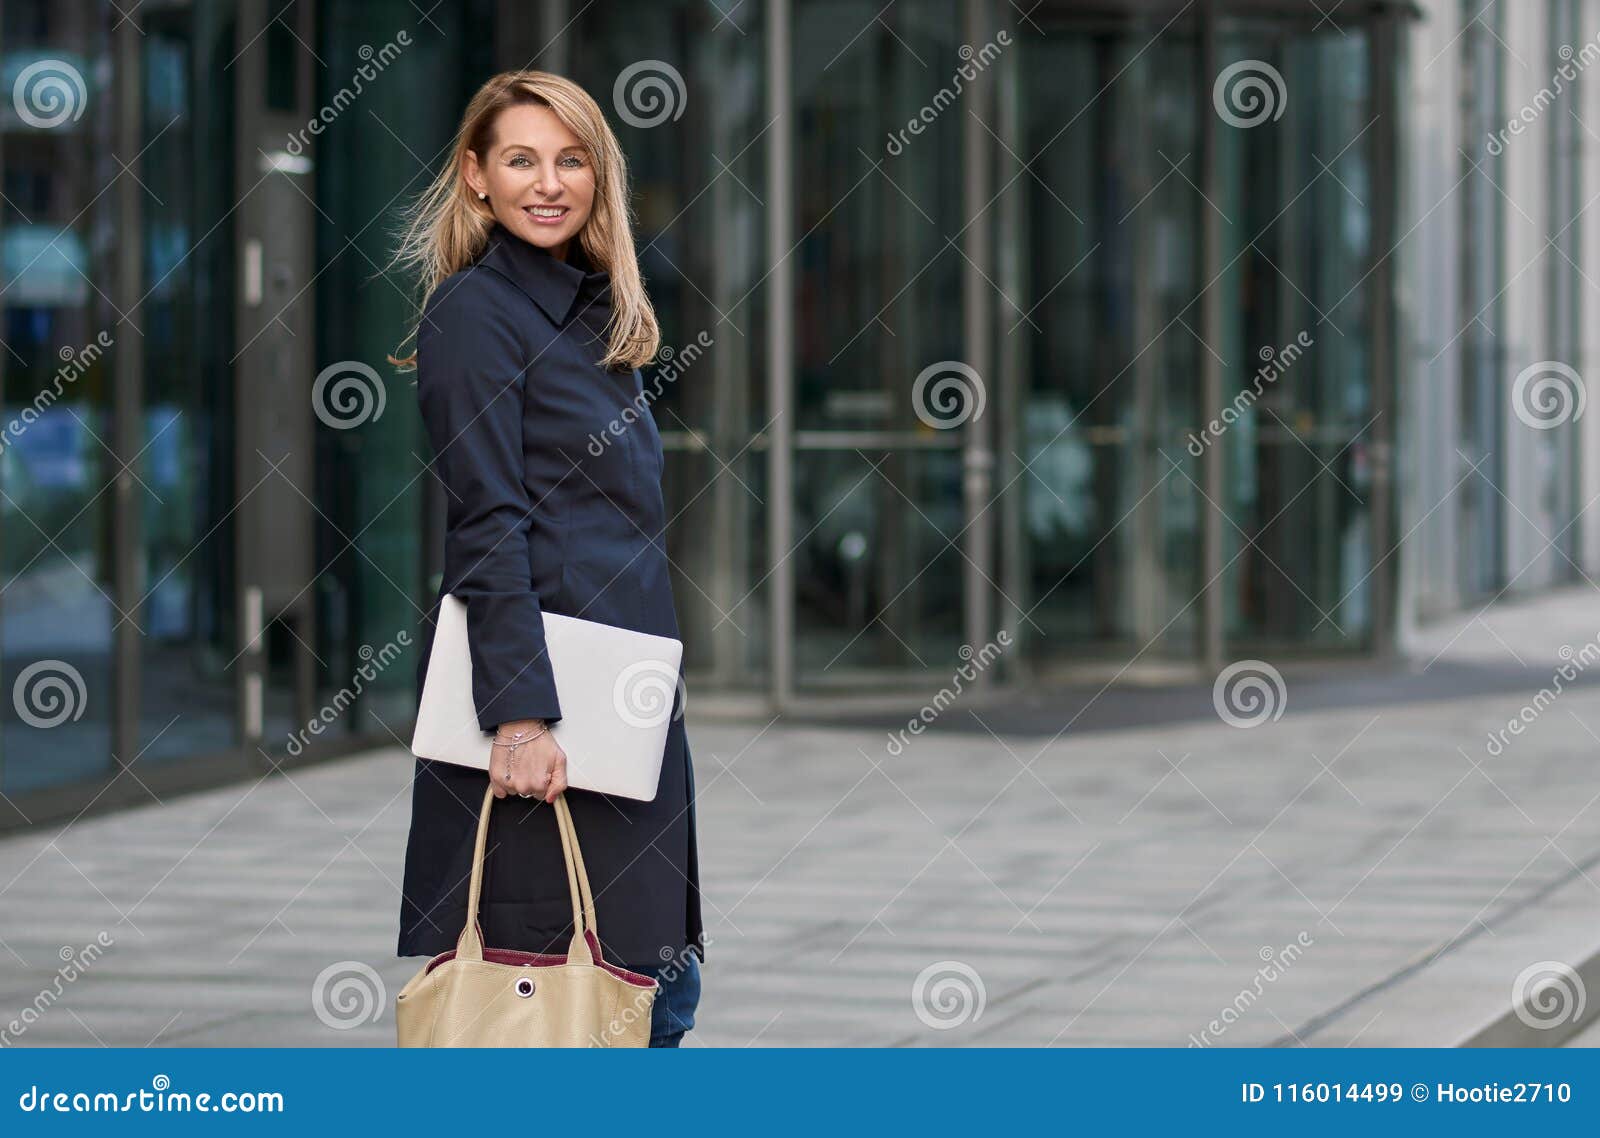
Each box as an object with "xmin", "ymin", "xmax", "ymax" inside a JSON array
[
  {"xmin": 1571, "ymin": 0, "xmax": 1586, "ymax": 576},
  {"xmin": 113, "ymin": 9, "xmax": 144, "ymax": 774},
  {"xmin": 995, "ymin": 2, "xmax": 1026, "ymax": 672},
  {"xmin": 709, "ymin": 30, "xmax": 746, "ymax": 691},
  {"xmin": 963, "ymin": 0, "xmax": 997, "ymax": 671},
  {"xmin": 1128, "ymin": 41, "xmax": 1159, "ymax": 648},
  {"xmin": 766, "ymin": 0, "xmax": 795, "ymax": 711},
  {"xmin": 0, "ymin": 47, "xmax": 5, "ymax": 792},
  {"xmin": 1370, "ymin": 11, "xmax": 1399, "ymax": 658},
  {"xmin": 1555, "ymin": 0, "xmax": 1581, "ymax": 572},
  {"xmin": 1198, "ymin": 1, "xmax": 1224, "ymax": 672},
  {"xmin": 539, "ymin": 0, "xmax": 570, "ymax": 73},
  {"xmin": 234, "ymin": 0, "xmax": 264, "ymax": 749}
]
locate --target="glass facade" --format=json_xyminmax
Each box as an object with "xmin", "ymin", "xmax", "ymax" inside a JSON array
[
  {"xmin": 138, "ymin": 2, "xmax": 237, "ymax": 764},
  {"xmin": 10, "ymin": 0, "xmax": 1569, "ymax": 826},
  {"xmin": 2, "ymin": 1, "xmax": 116, "ymax": 794}
]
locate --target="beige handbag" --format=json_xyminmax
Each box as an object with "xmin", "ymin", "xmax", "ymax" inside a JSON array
[{"xmin": 396, "ymin": 786, "xmax": 659, "ymax": 1047}]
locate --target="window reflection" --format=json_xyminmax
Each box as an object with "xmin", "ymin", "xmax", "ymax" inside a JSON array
[
  {"xmin": 137, "ymin": 2, "xmax": 238, "ymax": 762},
  {"xmin": 1, "ymin": 0, "xmax": 115, "ymax": 794}
]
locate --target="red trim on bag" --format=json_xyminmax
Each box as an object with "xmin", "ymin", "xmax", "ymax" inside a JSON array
[{"xmin": 427, "ymin": 929, "xmax": 655, "ymax": 988}]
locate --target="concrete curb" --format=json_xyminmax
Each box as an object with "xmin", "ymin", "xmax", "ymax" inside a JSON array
[
  {"xmin": 1283, "ymin": 854, "xmax": 1600, "ymax": 1047},
  {"xmin": 1458, "ymin": 944, "xmax": 1600, "ymax": 1047}
]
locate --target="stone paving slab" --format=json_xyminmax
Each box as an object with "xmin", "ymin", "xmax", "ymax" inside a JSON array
[{"xmin": 1, "ymin": 588, "xmax": 1599, "ymax": 1047}]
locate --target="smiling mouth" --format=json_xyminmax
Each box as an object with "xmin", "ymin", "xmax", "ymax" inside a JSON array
[{"xmin": 524, "ymin": 204, "xmax": 569, "ymax": 224}]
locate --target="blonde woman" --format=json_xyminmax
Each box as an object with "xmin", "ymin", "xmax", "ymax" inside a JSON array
[{"xmin": 390, "ymin": 71, "xmax": 704, "ymax": 1047}]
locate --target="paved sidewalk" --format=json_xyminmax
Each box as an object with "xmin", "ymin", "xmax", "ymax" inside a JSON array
[{"xmin": 2, "ymin": 588, "xmax": 1600, "ymax": 1046}]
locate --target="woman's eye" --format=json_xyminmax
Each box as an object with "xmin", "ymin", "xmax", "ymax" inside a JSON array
[
  {"xmin": 508, "ymin": 155, "xmax": 530, "ymax": 168},
  {"xmin": 559, "ymin": 155, "xmax": 583, "ymax": 168}
]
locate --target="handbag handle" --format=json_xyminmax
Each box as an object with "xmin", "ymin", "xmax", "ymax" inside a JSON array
[
  {"xmin": 553, "ymin": 787, "xmax": 599, "ymax": 940},
  {"xmin": 456, "ymin": 785, "xmax": 600, "ymax": 966}
]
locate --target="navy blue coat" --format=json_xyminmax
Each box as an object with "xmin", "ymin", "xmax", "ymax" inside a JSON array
[{"xmin": 397, "ymin": 222, "xmax": 705, "ymax": 972}]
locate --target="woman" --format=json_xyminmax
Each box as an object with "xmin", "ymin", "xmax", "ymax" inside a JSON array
[{"xmin": 388, "ymin": 70, "xmax": 704, "ymax": 1047}]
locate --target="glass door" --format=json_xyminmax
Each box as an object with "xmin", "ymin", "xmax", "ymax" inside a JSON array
[
  {"xmin": 789, "ymin": 0, "xmax": 969, "ymax": 686},
  {"xmin": 999, "ymin": 0, "xmax": 1393, "ymax": 676},
  {"xmin": 1214, "ymin": 15, "xmax": 1377, "ymax": 652},
  {"xmin": 135, "ymin": 0, "xmax": 239, "ymax": 764},
  {"xmin": 1000, "ymin": 7, "xmax": 1203, "ymax": 674}
]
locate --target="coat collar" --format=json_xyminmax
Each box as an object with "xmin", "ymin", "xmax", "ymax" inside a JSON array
[{"xmin": 477, "ymin": 222, "xmax": 608, "ymax": 326}]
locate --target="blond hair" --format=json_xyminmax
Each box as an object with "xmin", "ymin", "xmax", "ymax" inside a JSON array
[{"xmin": 387, "ymin": 70, "xmax": 659, "ymax": 371}]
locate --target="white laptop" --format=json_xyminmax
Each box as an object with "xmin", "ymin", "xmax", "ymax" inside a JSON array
[{"xmin": 410, "ymin": 593, "xmax": 683, "ymax": 802}]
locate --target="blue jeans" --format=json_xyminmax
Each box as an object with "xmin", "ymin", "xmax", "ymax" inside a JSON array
[{"xmin": 633, "ymin": 953, "xmax": 701, "ymax": 1047}]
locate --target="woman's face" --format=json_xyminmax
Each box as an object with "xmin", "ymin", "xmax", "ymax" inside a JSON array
[{"xmin": 464, "ymin": 102, "xmax": 595, "ymax": 261}]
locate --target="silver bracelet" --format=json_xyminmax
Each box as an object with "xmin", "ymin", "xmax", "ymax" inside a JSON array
[{"xmin": 492, "ymin": 723, "xmax": 547, "ymax": 747}]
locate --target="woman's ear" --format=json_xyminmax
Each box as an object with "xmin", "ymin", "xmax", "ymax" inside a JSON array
[{"xmin": 463, "ymin": 148, "xmax": 486, "ymax": 198}]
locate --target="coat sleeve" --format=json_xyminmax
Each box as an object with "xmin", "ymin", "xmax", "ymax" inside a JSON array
[{"xmin": 417, "ymin": 275, "xmax": 562, "ymax": 732}]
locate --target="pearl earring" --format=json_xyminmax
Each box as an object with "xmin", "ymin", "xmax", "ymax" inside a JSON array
[{"xmin": 478, "ymin": 191, "xmax": 487, "ymax": 201}]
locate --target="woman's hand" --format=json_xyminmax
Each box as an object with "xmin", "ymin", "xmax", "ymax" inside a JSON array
[{"xmin": 489, "ymin": 718, "xmax": 568, "ymax": 803}]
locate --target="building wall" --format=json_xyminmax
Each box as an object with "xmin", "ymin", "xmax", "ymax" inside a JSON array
[
  {"xmin": 1400, "ymin": 0, "xmax": 1466, "ymax": 625},
  {"xmin": 1401, "ymin": 0, "xmax": 1597, "ymax": 637},
  {"xmin": 1581, "ymin": 2, "xmax": 1600, "ymax": 573},
  {"xmin": 1502, "ymin": 0, "xmax": 1558, "ymax": 593}
]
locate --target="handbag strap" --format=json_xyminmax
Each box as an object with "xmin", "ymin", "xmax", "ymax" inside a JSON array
[
  {"xmin": 456, "ymin": 786, "xmax": 599, "ymax": 967},
  {"xmin": 552, "ymin": 792, "xmax": 599, "ymax": 942}
]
